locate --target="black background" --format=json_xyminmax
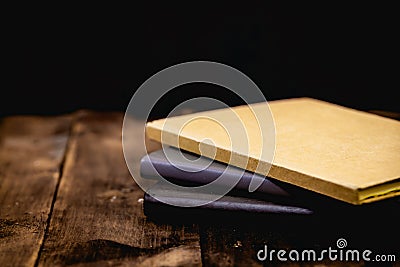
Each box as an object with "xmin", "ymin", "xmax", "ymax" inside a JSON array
[{"xmin": 4, "ymin": 3, "xmax": 399, "ymax": 118}]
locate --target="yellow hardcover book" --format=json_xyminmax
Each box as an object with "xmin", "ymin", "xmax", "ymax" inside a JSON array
[{"xmin": 146, "ymin": 98, "xmax": 400, "ymax": 204}]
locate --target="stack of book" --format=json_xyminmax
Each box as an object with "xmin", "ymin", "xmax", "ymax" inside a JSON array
[{"xmin": 140, "ymin": 98, "xmax": 400, "ymax": 224}]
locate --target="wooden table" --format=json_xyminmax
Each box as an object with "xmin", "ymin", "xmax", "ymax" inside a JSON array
[{"xmin": 0, "ymin": 112, "xmax": 398, "ymax": 266}]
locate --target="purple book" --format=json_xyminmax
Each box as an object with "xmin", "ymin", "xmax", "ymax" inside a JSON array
[
  {"xmin": 143, "ymin": 182, "xmax": 314, "ymax": 220},
  {"xmin": 140, "ymin": 147, "xmax": 291, "ymax": 198}
]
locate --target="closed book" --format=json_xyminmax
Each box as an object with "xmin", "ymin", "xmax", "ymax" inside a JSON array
[
  {"xmin": 146, "ymin": 98, "xmax": 400, "ymax": 204},
  {"xmin": 140, "ymin": 147, "xmax": 290, "ymax": 198},
  {"xmin": 143, "ymin": 182, "xmax": 314, "ymax": 223}
]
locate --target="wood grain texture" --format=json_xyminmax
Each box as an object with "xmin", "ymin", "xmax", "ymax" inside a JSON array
[
  {"xmin": 37, "ymin": 112, "xmax": 201, "ymax": 266},
  {"xmin": 0, "ymin": 116, "xmax": 72, "ymax": 267},
  {"xmin": 2, "ymin": 111, "xmax": 397, "ymax": 266}
]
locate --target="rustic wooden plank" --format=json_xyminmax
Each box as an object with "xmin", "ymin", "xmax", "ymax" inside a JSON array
[
  {"xmin": 38, "ymin": 112, "xmax": 201, "ymax": 266},
  {"xmin": 0, "ymin": 115, "xmax": 72, "ymax": 267}
]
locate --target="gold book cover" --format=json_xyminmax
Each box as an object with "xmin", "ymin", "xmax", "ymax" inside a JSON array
[{"xmin": 146, "ymin": 98, "xmax": 400, "ymax": 205}]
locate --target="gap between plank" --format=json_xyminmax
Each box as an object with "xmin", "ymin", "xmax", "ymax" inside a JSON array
[{"xmin": 33, "ymin": 117, "xmax": 75, "ymax": 267}]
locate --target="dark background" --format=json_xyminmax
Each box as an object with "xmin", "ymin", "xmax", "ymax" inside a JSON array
[{"xmin": 4, "ymin": 3, "xmax": 399, "ymax": 119}]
